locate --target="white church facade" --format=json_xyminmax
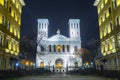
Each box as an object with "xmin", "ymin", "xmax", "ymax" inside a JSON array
[{"xmin": 36, "ymin": 19, "xmax": 82, "ymax": 72}]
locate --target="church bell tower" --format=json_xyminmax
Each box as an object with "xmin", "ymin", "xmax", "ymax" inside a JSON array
[
  {"xmin": 69, "ymin": 19, "xmax": 80, "ymax": 40},
  {"xmin": 37, "ymin": 19, "xmax": 49, "ymax": 38}
]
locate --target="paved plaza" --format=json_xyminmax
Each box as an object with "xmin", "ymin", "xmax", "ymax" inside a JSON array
[{"xmin": 16, "ymin": 73, "xmax": 114, "ymax": 80}]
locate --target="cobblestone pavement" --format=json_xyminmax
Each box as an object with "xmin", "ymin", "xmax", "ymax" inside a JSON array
[{"xmin": 17, "ymin": 73, "xmax": 115, "ymax": 80}]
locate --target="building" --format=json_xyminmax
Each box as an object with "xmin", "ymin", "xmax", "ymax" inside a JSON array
[
  {"xmin": 36, "ymin": 19, "xmax": 82, "ymax": 72},
  {"xmin": 94, "ymin": 0, "xmax": 120, "ymax": 70},
  {"xmin": 0, "ymin": 0, "xmax": 25, "ymax": 70}
]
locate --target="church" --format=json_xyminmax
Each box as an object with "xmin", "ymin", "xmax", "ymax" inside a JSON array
[{"xmin": 36, "ymin": 19, "xmax": 82, "ymax": 72}]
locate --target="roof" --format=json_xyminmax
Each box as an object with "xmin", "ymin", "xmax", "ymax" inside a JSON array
[{"xmin": 48, "ymin": 34, "xmax": 69, "ymax": 41}]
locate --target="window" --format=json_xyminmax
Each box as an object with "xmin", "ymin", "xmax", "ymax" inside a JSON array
[
  {"xmin": 39, "ymin": 23, "xmax": 41, "ymax": 29},
  {"xmin": 49, "ymin": 45, "xmax": 51, "ymax": 52},
  {"xmin": 7, "ymin": 21, "xmax": 10, "ymax": 29},
  {"xmin": 71, "ymin": 23, "xmax": 73, "ymax": 29},
  {"xmin": 12, "ymin": 25, "xmax": 14, "ymax": 33},
  {"xmin": 118, "ymin": 35, "xmax": 120, "ymax": 48},
  {"xmin": 104, "ymin": 12, "xmax": 107, "ymax": 19},
  {"xmin": 74, "ymin": 46, "xmax": 77, "ymax": 52},
  {"xmin": 110, "ymin": 21, "xmax": 113, "ymax": 30},
  {"xmin": 108, "ymin": 42, "xmax": 110, "ymax": 51},
  {"xmin": 2, "ymin": 16, "xmax": 5, "ymax": 25},
  {"xmin": 101, "ymin": 17, "xmax": 103, "ymax": 22},
  {"xmin": 0, "ymin": 35, "xmax": 3, "ymax": 46},
  {"xmin": 77, "ymin": 23, "xmax": 79, "ymax": 29},
  {"xmin": 42, "ymin": 23, "xmax": 43, "ymax": 29},
  {"xmin": 9, "ymin": 7, "xmax": 12, "ymax": 14},
  {"xmin": 102, "ymin": 44, "xmax": 105, "ymax": 52},
  {"xmin": 62, "ymin": 45, "xmax": 65, "ymax": 52},
  {"xmin": 102, "ymin": 29, "xmax": 104, "ymax": 37},
  {"xmin": 4, "ymin": 0, "xmax": 7, "ymax": 7},
  {"xmin": 67, "ymin": 45, "xmax": 69, "ymax": 52},
  {"xmin": 72, "ymin": 32, "xmax": 73, "ymax": 35},
  {"xmin": 112, "ymin": 38, "xmax": 115, "ymax": 49},
  {"xmin": 45, "ymin": 23, "xmax": 46, "ymax": 29},
  {"xmin": 77, "ymin": 32, "xmax": 79, "ymax": 35},
  {"xmin": 108, "ymin": 7, "xmax": 111, "ymax": 14},
  {"xmin": 11, "ymin": 41, "xmax": 13, "ymax": 50},
  {"xmin": 106, "ymin": 26, "xmax": 108, "ymax": 34},
  {"xmin": 116, "ymin": 16, "xmax": 119, "ymax": 26},
  {"xmin": 6, "ymin": 38, "xmax": 9, "ymax": 48},
  {"xmin": 74, "ymin": 23, "xmax": 76, "ymax": 29},
  {"xmin": 14, "ymin": 12, "xmax": 16, "ymax": 18},
  {"xmin": 113, "ymin": 0, "xmax": 117, "ymax": 8},
  {"xmin": 54, "ymin": 45, "xmax": 56, "ymax": 52}
]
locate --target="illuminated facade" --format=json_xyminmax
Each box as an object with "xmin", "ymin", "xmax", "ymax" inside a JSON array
[
  {"xmin": 36, "ymin": 19, "xmax": 82, "ymax": 72},
  {"xmin": 0, "ymin": 0, "xmax": 25, "ymax": 70},
  {"xmin": 94, "ymin": 0, "xmax": 120, "ymax": 70}
]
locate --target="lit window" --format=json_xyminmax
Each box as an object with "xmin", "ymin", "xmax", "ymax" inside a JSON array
[
  {"xmin": 57, "ymin": 44, "xmax": 61, "ymax": 52},
  {"xmin": 105, "ymin": 0, "xmax": 108, "ymax": 4}
]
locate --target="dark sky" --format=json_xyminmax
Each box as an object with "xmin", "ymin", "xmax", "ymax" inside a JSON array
[{"xmin": 21, "ymin": 0, "xmax": 99, "ymax": 47}]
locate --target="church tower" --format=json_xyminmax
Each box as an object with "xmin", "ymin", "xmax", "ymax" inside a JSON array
[
  {"xmin": 37, "ymin": 19, "xmax": 49, "ymax": 38},
  {"xmin": 69, "ymin": 19, "xmax": 80, "ymax": 40}
]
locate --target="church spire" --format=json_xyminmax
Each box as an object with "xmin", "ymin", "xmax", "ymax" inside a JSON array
[{"xmin": 57, "ymin": 29, "xmax": 60, "ymax": 35}]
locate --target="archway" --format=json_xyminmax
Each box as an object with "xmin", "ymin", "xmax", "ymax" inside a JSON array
[
  {"xmin": 40, "ymin": 62, "xmax": 44, "ymax": 68},
  {"xmin": 74, "ymin": 62, "xmax": 78, "ymax": 68},
  {"xmin": 55, "ymin": 59, "xmax": 63, "ymax": 69}
]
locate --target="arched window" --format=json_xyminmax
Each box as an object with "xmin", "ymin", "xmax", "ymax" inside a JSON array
[
  {"xmin": 62, "ymin": 45, "xmax": 65, "ymax": 52},
  {"xmin": 49, "ymin": 45, "xmax": 51, "ymax": 52},
  {"xmin": 67, "ymin": 45, "xmax": 69, "ymax": 52},
  {"xmin": 57, "ymin": 44, "xmax": 61, "ymax": 52},
  {"xmin": 54, "ymin": 45, "xmax": 56, "ymax": 52},
  {"xmin": 77, "ymin": 23, "xmax": 79, "ymax": 29},
  {"xmin": 71, "ymin": 23, "xmax": 73, "ymax": 29},
  {"xmin": 40, "ymin": 62, "xmax": 44, "ymax": 68}
]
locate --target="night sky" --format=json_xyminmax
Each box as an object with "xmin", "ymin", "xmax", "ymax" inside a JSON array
[{"xmin": 21, "ymin": 0, "xmax": 99, "ymax": 47}]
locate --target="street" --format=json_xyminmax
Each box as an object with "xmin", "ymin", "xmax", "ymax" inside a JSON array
[{"xmin": 16, "ymin": 73, "xmax": 114, "ymax": 80}]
